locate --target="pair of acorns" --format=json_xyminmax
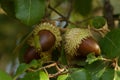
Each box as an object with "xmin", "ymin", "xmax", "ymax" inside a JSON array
[{"xmin": 23, "ymin": 22, "xmax": 101, "ymax": 63}]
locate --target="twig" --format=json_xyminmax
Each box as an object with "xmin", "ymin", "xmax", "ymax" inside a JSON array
[
  {"xmin": 114, "ymin": 57, "xmax": 120, "ymax": 70},
  {"xmin": 48, "ymin": 3, "xmax": 95, "ymax": 28},
  {"xmin": 48, "ymin": 5, "xmax": 66, "ymax": 19},
  {"xmin": 66, "ymin": 0, "xmax": 73, "ymax": 19},
  {"xmin": 44, "ymin": 0, "xmax": 63, "ymax": 18},
  {"xmin": 27, "ymin": 62, "xmax": 68, "ymax": 78},
  {"xmin": 28, "ymin": 62, "xmax": 57, "ymax": 72},
  {"xmin": 76, "ymin": 17, "xmax": 94, "ymax": 24},
  {"xmin": 63, "ymin": 0, "xmax": 73, "ymax": 28},
  {"xmin": 49, "ymin": 68, "xmax": 68, "ymax": 78},
  {"xmin": 101, "ymin": 57, "xmax": 113, "ymax": 62},
  {"xmin": 48, "ymin": 5, "xmax": 79, "ymax": 27},
  {"xmin": 103, "ymin": 0, "xmax": 115, "ymax": 29}
]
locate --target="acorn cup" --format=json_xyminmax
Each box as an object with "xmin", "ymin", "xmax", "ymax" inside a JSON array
[
  {"xmin": 24, "ymin": 22, "xmax": 62, "ymax": 63},
  {"xmin": 28, "ymin": 22, "xmax": 62, "ymax": 52},
  {"xmin": 64, "ymin": 28, "xmax": 101, "ymax": 58}
]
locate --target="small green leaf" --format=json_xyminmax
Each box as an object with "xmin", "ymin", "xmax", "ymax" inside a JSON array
[
  {"xmin": 29, "ymin": 59, "xmax": 40, "ymax": 68},
  {"xmin": 0, "ymin": 70, "xmax": 12, "ymax": 80},
  {"xmin": 86, "ymin": 53, "xmax": 102, "ymax": 64},
  {"xmin": 15, "ymin": 0, "xmax": 45, "ymax": 26},
  {"xmin": 57, "ymin": 74, "xmax": 68, "ymax": 80},
  {"xmin": 95, "ymin": 67, "xmax": 106, "ymax": 79},
  {"xmin": 67, "ymin": 69, "xmax": 91, "ymax": 80},
  {"xmin": 15, "ymin": 63, "xmax": 29, "ymax": 76},
  {"xmin": 101, "ymin": 69, "xmax": 120, "ymax": 80},
  {"xmin": 90, "ymin": 16, "xmax": 106, "ymax": 29},
  {"xmin": 99, "ymin": 29, "xmax": 120, "ymax": 58},
  {"xmin": 114, "ymin": 70, "xmax": 120, "ymax": 80},
  {"xmin": 39, "ymin": 70, "xmax": 49, "ymax": 80},
  {"xmin": 20, "ymin": 71, "xmax": 40, "ymax": 80},
  {"xmin": 100, "ymin": 69, "xmax": 114, "ymax": 80},
  {"xmin": 85, "ymin": 61, "xmax": 107, "ymax": 80},
  {"xmin": 14, "ymin": 60, "xmax": 41, "ymax": 79}
]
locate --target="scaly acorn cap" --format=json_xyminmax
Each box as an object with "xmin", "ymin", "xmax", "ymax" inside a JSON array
[
  {"xmin": 28, "ymin": 22, "xmax": 62, "ymax": 51},
  {"xmin": 64, "ymin": 28, "xmax": 100, "ymax": 57}
]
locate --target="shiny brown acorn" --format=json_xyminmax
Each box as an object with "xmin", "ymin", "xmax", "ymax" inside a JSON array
[
  {"xmin": 64, "ymin": 28, "xmax": 101, "ymax": 57},
  {"xmin": 24, "ymin": 47, "xmax": 40, "ymax": 63},
  {"xmin": 28, "ymin": 22, "xmax": 62, "ymax": 52},
  {"xmin": 38, "ymin": 30, "xmax": 55, "ymax": 51},
  {"xmin": 77, "ymin": 37, "xmax": 100, "ymax": 56}
]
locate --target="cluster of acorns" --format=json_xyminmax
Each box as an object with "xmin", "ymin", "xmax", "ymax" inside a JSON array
[{"xmin": 23, "ymin": 22, "xmax": 101, "ymax": 63}]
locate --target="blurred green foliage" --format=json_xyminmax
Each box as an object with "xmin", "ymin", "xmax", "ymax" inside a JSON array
[
  {"xmin": 0, "ymin": 0, "xmax": 120, "ymax": 80},
  {"xmin": 0, "ymin": 14, "xmax": 28, "ymax": 56}
]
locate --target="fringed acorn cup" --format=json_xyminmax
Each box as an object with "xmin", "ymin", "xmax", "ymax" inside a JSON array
[
  {"xmin": 64, "ymin": 28, "xmax": 101, "ymax": 63},
  {"xmin": 24, "ymin": 22, "xmax": 62, "ymax": 63}
]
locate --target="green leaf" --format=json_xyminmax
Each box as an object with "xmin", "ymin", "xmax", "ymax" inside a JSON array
[
  {"xmin": 15, "ymin": 63, "xmax": 29, "ymax": 77},
  {"xmin": 39, "ymin": 70, "xmax": 49, "ymax": 80},
  {"xmin": 0, "ymin": 0, "xmax": 15, "ymax": 17},
  {"xmin": 0, "ymin": 70, "xmax": 12, "ymax": 80},
  {"xmin": 86, "ymin": 53, "xmax": 103, "ymax": 64},
  {"xmin": 100, "ymin": 69, "xmax": 114, "ymax": 80},
  {"xmin": 20, "ymin": 71, "xmax": 40, "ymax": 80},
  {"xmin": 74, "ymin": 0, "xmax": 92, "ymax": 16},
  {"xmin": 67, "ymin": 69, "xmax": 91, "ymax": 80},
  {"xmin": 95, "ymin": 67, "xmax": 106, "ymax": 79},
  {"xmin": 29, "ymin": 59, "xmax": 40, "ymax": 68},
  {"xmin": 90, "ymin": 16, "xmax": 106, "ymax": 29},
  {"xmin": 100, "ymin": 69, "xmax": 120, "ymax": 80},
  {"xmin": 114, "ymin": 70, "xmax": 120, "ymax": 80},
  {"xmin": 85, "ymin": 61, "xmax": 107, "ymax": 80},
  {"xmin": 29, "ymin": 59, "xmax": 39, "ymax": 66},
  {"xmin": 99, "ymin": 29, "xmax": 120, "ymax": 58},
  {"xmin": 57, "ymin": 74, "xmax": 68, "ymax": 80},
  {"xmin": 14, "ymin": 0, "xmax": 45, "ymax": 26},
  {"xmin": 14, "ymin": 60, "xmax": 41, "ymax": 79}
]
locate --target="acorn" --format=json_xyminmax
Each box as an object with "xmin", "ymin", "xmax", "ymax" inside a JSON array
[
  {"xmin": 24, "ymin": 47, "xmax": 40, "ymax": 63},
  {"xmin": 28, "ymin": 22, "xmax": 62, "ymax": 52},
  {"xmin": 37, "ymin": 30, "xmax": 55, "ymax": 51},
  {"xmin": 64, "ymin": 28, "xmax": 101, "ymax": 57}
]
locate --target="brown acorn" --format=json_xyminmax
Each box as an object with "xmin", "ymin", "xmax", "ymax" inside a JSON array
[
  {"xmin": 38, "ymin": 30, "xmax": 55, "ymax": 51},
  {"xmin": 28, "ymin": 22, "xmax": 62, "ymax": 52},
  {"xmin": 77, "ymin": 37, "xmax": 100, "ymax": 56},
  {"xmin": 64, "ymin": 28, "xmax": 101, "ymax": 57},
  {"xmin": 24, "ymin": 47, "xmax": 40, "ymax": 63}
]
